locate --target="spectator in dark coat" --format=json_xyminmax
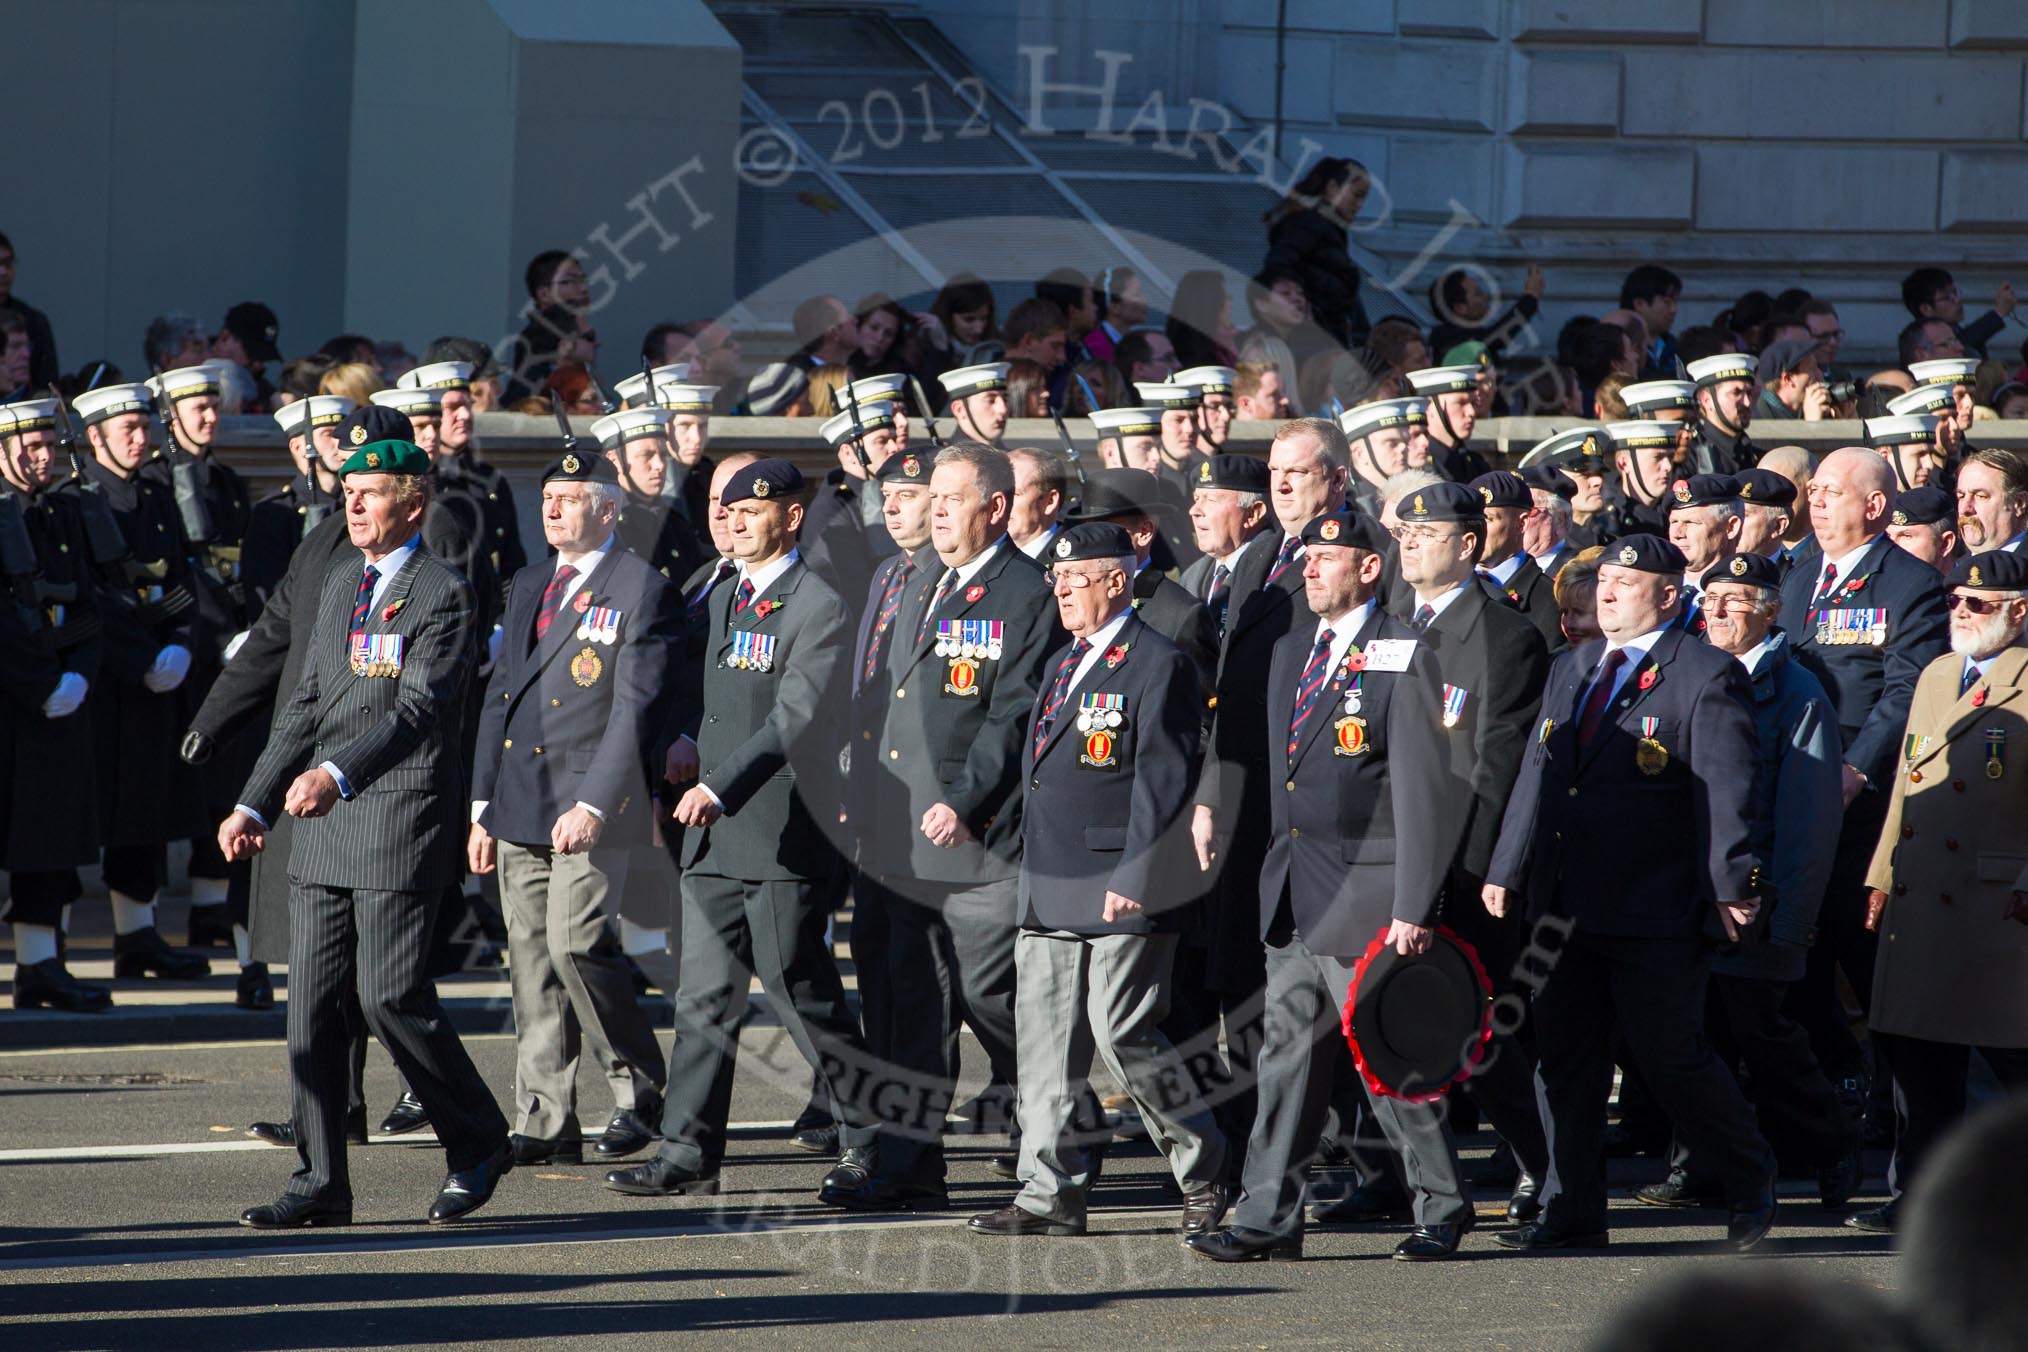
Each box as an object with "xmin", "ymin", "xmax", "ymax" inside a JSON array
[{"xmin": 1262, "ymin": 158, "xmax": 1371, "ymax": 346}]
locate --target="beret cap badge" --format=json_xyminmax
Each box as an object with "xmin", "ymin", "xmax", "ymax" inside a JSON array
[
  {"xmin": 562, "ymin": 453, "xmax": 580, "ymax": 474},
  {"xmin": 1729, "ymin": 556, "xmax": 1748, "ymax": 577},
  {"xmin": 350, "ymin": 425, "xmax": 368, "ymax": 445},
  {"xmin": 753, "ymin": 478, "xmax": 771, "ymax": 498},
  {"xmin": 1320, "ymin": 519, "xmax": 1341, "ymax": 541},
  {"xmin": 1969, "ymin": 565, "xmax": 1984, "ymax": 586},
  {"xmin": 1617, "ymin": 544, "xmax": 1638, "ymax": 566}
]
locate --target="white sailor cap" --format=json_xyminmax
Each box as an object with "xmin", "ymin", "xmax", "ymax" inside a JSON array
[
  {"xmin": 0, "ymin": 397, "xmax": 60, "ymax": 436},
  {"xmin": 371, "ymin": 387, "xmax": 444, "ymax": 417},
  {"xmin": 614, "ymin": 364, "xmax": 695, "ymax": 408},
  {"xmin": 398, "ymin": 360, "xmax": 474, "ymax": 392},
  {"xmin": 1908, "ymin": 358, "xmax": 1979, "ymax": 387},
  {"xmin": 1405, "ymin": 365, "xmax": 1479, "ymax": 396},
  {"xmin": 819, "ymin": 404, "xmax": 897, "ymax": 447},
  {"xmin": 845, "ymin": 373, "xmax": 909, "ymax": 408},
  {"xmin": 1089, "ymin": 406, "xmax": 1163, "ymax": 439},
  {"xmin": 591, "ymin": 408, "xmax": 676, "ymax": 449},
  {"xmin": 1522, "ymin": 427, "xmax": 1611, "ymax": 468},
  {"xmin": 73, "ymin": 383, "xmax": 156, "ymax": 425},
  {"xmin": 1888, "ymin": 384, "xmax": 1958, "ymax": 418},
  {"xmin": 1865, "ymin": 413, "xmax": 1939, "ymax": 448},
  {"xmin": 1174, "ymin": 366, "xmax": 1237, "ymax": 397},
  {"xmin": 1605, "ymin": 420, "xmax": 1678, "ymax": 453},
  {"xmin": 148, "ymin": 364, "xmax": 223, "ymax": 402},
  {"xmin": 1685, "ymin": 353, "xmax": 1755, "ymax": 388},
  {"xmin": 942, "ymin": 362, "xmax": 1010, "ymax": 399},
  {"xmin": 1619, "ymin": 380, "xmax": 1697, "ymax": 415},
  {"xmin": 1135, "ymin": 382, "xmax": 1201, "ymax": 411},
  {"xmin": 305, "ymin": 394, "xmax": 356, "ymax": 428},
  {"xmin": 1338, "ymin": 398, "xmax": 1426, "ymax": 442},
  {"xmin": 274, "ymin": 400, "xmax": 311, "ymax": 437},
  {"xmin": 618, "ymin": 375, "xmax": 717, "ymax": 414}
]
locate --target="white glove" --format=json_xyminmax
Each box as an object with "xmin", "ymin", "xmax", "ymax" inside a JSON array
[
  {"xmin": 142, "ymin": 643, "xmax": 193, "ymax": 693},
  {"xmin": 487, "ymin": 624, "xmax": 504, "ymax": 666},
  {"xmin": 223, "ymin": 630, "xmax": 250, "ymax": 662},
  {"xmin": 41, "ymin": 671, "xmax": 86, "ymax": 719}
]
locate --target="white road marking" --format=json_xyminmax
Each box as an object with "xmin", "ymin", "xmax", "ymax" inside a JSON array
[{"xmin": 0, "ymin": 1123, "xmax": 806, "ymax": 1163}]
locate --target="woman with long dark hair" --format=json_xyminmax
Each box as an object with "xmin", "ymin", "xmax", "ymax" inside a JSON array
[
  {"xmin": 920, "ymin": 273, "xmax": 1003, "ymax": 374},
  {"xmin": 1262, "ymin": 157, "xmax": 1372, "ymax": 347}
]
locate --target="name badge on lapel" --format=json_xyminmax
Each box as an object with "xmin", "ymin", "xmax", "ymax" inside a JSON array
[
  {"xmin": 1361, "ymin": 638, "xmax": 1416, "ymax": 672},
  {"xmin": 577, "ymin": 604, "xmax": 622, "ymax": 644},
  {"xmin": 350, "ymin": 633, "xmax": 404, "ymax": 677},
  {"xmin": 728, "ymin": 630, "xmax": 776, "ymax": 672}
]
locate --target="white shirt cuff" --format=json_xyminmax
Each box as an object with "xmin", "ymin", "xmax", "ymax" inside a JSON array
[
  {"xmin": 698, "ymin": 782, "xmax": 723, "ymax": 809},
  {"xmin": 319, "ymin": 760, "xmax": 354, "ymax": 800},
  {"xmin": 471, "ymin": 800, "xmax": 488, "ymax": 825},
  {"xmin": 236, "ymin": 804, "xmax": 269, "ymax": 830},
  {"xmin": 576, "ymin": 800, "xmax": 606, "ymax": 821}
]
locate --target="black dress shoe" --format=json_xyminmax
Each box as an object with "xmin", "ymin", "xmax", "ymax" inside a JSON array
[
  {"xmin": 593, "ymin": 1103, "xmax": 659, "ymax": 1160},
  {"xmin": 1180, "ymin": 1184, "xmax": 1229, "ymax": 1236},
  {"xmin": 1818, "ymin": 1143, "xmax": 1864, "ymax": 1209},
  {"xmin": 235, "ymin": 963, "xmax": 275, "ymax": 1011},
  {"xmin": 247, "ymin": 1108, "xmax": 369, "ymax": 1148},
  {"xmin": 1634, "ymin": 1171, "xmax": 1726, "ymax": 1209},
  {"xmin": 379, "ymin": 1092, "xmax": 429, "ymax": 1135},
  {"xmin": 12, "ymin": 959, "xmax": 112, "ymax": 1012},
  {"xmin": 820, "ymin": 1145, "xmax": 876, "ymax": 1194},
  {"xmin": 604, "ymin": 1157, "xmax": 721, "ymax": 1197},
  {"xmin": 240, "ymin": 1193, "xmax": 353, "ymax": 1229},
  {"xmin": 1395, "ymin": 1219, "xmax": 1472, "ymax": 1261},
  {"xmin": 1506, "ymin": 1171, "xmax": 1544, "ymax": 1225},
  {"xmin": 429, "ymin": 1144, "xmax": 513, "ymax": 1223},
  {"xmin": 1727, "ymin": 1195, "xmax": 1776, "ymax": 1252},
  {"xmin": 966, "ymin": 1204, "xmax": 1083, "ymax": 1237},
  {"xmin": 1494, "ymin": 1219, "xmax": 1609, "ymax": 1250},
  {"xmin": 1309, "ymin": 1183, "xmax": 1412, "ymax": 1225},
  {"xmin": 819, "ymin": 1174, "xmax": 949, "ymax": 1212},
  {"xmin": 1184, "ymin": 1226, "xmax": 1303, "ymax": 1262},
  {"xmin": 510, "ymin": 1132, "xmax": 584, "ymax": 1165},
  {"xmin": 1844, "ymin": 1198, "xmax": 1899, "ymax": 1233},
  {"xmin": 186, "ymin": 903, "xmax": 235, "ymax": 949},
  {"xmin": 790, "ymin": 1123, "xmax": 841, "ymax": 1155},
  {"xmin": 112, "ymin": 926, "xmax": 211, "ymax": 980}
]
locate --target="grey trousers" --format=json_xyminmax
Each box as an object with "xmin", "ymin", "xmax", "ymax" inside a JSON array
[
  {"xmin": 286, "ymin": 883, "xmax": 507, "ymax": 1201},
  {"xmin": 1233, "ymin": 936, "xmax": 1470, "ymax": 1235},
  {"xmin": 1011, "ymin": 928, "xmax": 1226, "ymax": 1224},
  {"xmin": 498, "ymin": 840, "xmax": 666, "ymax": 1139}
]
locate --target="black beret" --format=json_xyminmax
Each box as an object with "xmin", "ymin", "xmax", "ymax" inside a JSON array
[
  {"xmin": 1299, "ymin": 506, "xmax": 1390, "ymax": 553},
  {"xmin": 1395, "ymin": 480, "xmax": 1484, "ymax": 524},
  {"xmin": 1517, "ymin": 464, "xmax": 1575, "ymax": 501},
  {"xmin": 1666, "ymin": 473, "xmax": 1740, "ymax": 511},
  {"xmin": 543, "ymin": 448, "xmax": 618, "ymax": 486},
  {"xmin": 1950, "ymin": 550, "xmax": 2028, "ymax": 593},
  {"xmin": 1192, "ymin": 453, "xmax": 1270, "ymax": 495},
  {"xmin": 334, "ymin": 402, "xmax": 415, "ymax": 451},
  {"xmin": 1602, "ymin": 534, "xmax": 1688, "ymax": 575},
  {"xmin": 872, "ymin": 448, "xmax": 931, "ymax": 484},
  {"xmin": 1049, "ymin": 521, "xmax": 1135, "ymax": 564},
  {"xmin": 1732, "ymin": 468, "xmax": 1797, "ymax": 512},
  {"xmin": 1890, "ymin": 485, "xmax": 1952, "ymax": 527},
  {"xmin": 1702, "ymin": 551, "xmax": 1782, "ymax": 593},
  {"xmin": 720, "ymin": 457, "xmax": 804, "ymax": 506},
  {"xmin": 1566, "ymin": 453, "xmax": 1610, "ymax": 476},
  {"xmin": 1469, "ymin": 470, "xmax": 1530, "ymax": 510},
  {"xmin": 1068, "ymin": 467, "xmax": 1167, "ymax": 521}
]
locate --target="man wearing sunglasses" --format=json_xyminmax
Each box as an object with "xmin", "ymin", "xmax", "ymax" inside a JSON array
[{"xmin": 1855, "ymin": 549, "xmax": 2028, "ymax": 1232}]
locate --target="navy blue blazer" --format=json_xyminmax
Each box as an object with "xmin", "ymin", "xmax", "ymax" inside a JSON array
[{"xmin": 1487, "ymin": 625, "xmax": 1759, "ymax": 938}]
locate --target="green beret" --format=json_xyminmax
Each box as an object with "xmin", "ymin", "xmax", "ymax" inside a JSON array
[{"xmin": 338, "ymin": 438, "xmax": 431, "ymax": 478}]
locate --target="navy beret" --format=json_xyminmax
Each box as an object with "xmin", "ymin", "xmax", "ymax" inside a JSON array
[
  {"xmin": 1667, "ymin": 473, "xmax": 1740, "ymax": 511},
  {"xmin": 1702, "ymin": 551, "xmax": 1782, "ymax": 593},
  {"xmin": 1732, "ymin": 468, "xmax": 1796, "ymax": 512},
  {"xmin": 1050, "ymin": 521, "xmax": 1135, "ymax": 563},
  {"xmin": 1192, "ymin": 453, "xmax": 1270, "ymax": 495},
  {"xmin": 720, "ymin": 457, "xmax": 804, "ymax": 506},
  {"xmin": 334, "ymin": 403, "xmax": 415, "ymax": 451},
  {"xmin": 1517, "ymin": 464, "xmax": 1575, "ymax": 501},
  {"xmin": 1299, "ymin": 506, "xmax": 1390, "ymax": 553},
  {"xmin": 1890, "ymin": 485, "xmax": 1952, "ymax": 527},
  {"xmin": 1950, "ymin": 550, "xmax": 2028, "ymax": 593},
  {"xmin": 543, "ymin": 449, "xmax": 618, "ymax": 486},
  {"xmin": 1602, "ymin": 534, "xmax": 1688, "ymax": 575},
  {"xmin": 872, "ymin": 448, "xmax": 931, "ymax": 484},
  {"xmin": 1469, "ymin": 470, "xmax": 1531, "ymax": 510},
  {"xmin": 1395, "ymin": 480, "xmax": 1485, "ymax": 524}
]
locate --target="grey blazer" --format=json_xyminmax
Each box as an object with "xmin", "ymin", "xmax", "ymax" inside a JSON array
[{"xmin": 239, "ymin": 541, "xmax": 476, "ymax": 893}]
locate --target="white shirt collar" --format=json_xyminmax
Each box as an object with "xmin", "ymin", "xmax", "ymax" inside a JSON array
[
  {"xmin": 939, "ymin": 535, "xmax": 1006, "ymax": 589},
  {"xmin": 1736, "ymin": 633, "xmax": 1777, "ymax": 674},
  {"xmin": 739, "ymin": 547, "xmax": 801, "ymax": 596},
  {"xmin": 1313, "ymin": 600, "xmax": 1377, "ymax": 661},
  {"xmin": 361, "ymin": 535, "xmax": 421, "ymax": 610},
  {"xmin": 1217, "ymin": 529, "xmax": 1268, "ymax": 571},
  {"xmin": 1483, "ymin": 550, "xmax": 1527, "ymax": 586},
  {"xmin": 1818, "ymin": 538, "xmax": 1875, "ymax": 591},
  {"xmin": 1415, "ymin": 581, "xmax": 1469, "ymax": 621},
  {"xmin": 1067, "ymin": 607, "xmax": 1135, "ymax": 690},
  {"xmin": 1017, "ymin": 525, "xmax": 1060, "ymax": 560},
  {"xmin": 557, "ymin": 532, "xmax": 615, "ymax": 574},
  {"xmin": 1602, "ymin": 624, "xmax": 1669, "ymax": 669}
]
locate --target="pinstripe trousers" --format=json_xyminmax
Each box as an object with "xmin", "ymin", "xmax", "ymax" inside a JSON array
[{"xmin": 286, "ymin": 882, "xmax": 508, "ymax": 1200}]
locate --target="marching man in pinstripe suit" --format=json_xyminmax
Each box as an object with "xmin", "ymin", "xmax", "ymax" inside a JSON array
[{"xmin": 220, "ymin": 436, "xmax": 512, "ymax": 1229}]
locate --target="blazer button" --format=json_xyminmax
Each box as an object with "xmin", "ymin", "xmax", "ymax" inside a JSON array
[
  {"xmin": 1953, "ymin": 779, "xmax": 1967, "ymax": 792},
  {"xmin": 1893, "ymin": 884, "xmax": 1906, "ymax": 896},
  {"xmin": 1030, "ymin": 779, "xmax": 1040, "ymax": 790},
  {"xmin": 551, "ymin": 698, "xmax": 561, "ymax": 707},
  {"xmin": 1290, "ymin": 827, "xmax": 1301, "ymax": 839},
  {"xmin": 534, "ymin": 746, "xmax": 544, "ymax": 755},
  {"xmin": 1285, "ymin": 780, "xmax": 1296, "ymax": 791},
  {"xmin": 1901, "ymin": 826, "xmax": 1914, "ymax": 840},
  {"xmin": 504, "ymin": 739, "xmax": 512, "ymax": 748},
  {"xmin": 862, "ymin": 731, "xmax": 872, "ymax": 742},
  {"xmin": 888, "ymin": 749, "xmax": 899, "ymax": 760},
  {"xmin": 896, "ymin": 688, "xmax": 906, "ymax": 699},
  {"xmin": 1567, "ymin": 787, "xmax": 1578, "ymax": 797}
]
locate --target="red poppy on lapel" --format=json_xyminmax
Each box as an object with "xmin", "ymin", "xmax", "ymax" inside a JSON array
[
  {"xmin": 1973, "ymin": 687, "xmax": 1988, "ymax": 707},
  {"xmin": 381, "ymin": 599, "xmax": 406, "ymax": 623},
  {"xmin": 965, "ymin": 584, "xmax": 986, "ymax": 604},
  {"xmin": 573, "ymin": 592, "xmax": 593, "ymax": 613},
  {"xmin": 754, "ymin": 599, "xmax": 778, "ymax": 620},
  {"xmin": 1638, "ymin": 665, "xmax": 1658, "ymax": 690},
  {"xmin": 1343, "ymin": 650, "xmax": 1367, "ymax": 674},
  {"xmin": 1102, "ymin": 643, "xmax": 1129, "ymax": 668},
  {"xmin": 1843, "ymin": 575, "xmax": 1868, "ymax": 594}
]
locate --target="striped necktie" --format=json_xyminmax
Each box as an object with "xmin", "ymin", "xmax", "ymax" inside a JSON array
[
  {"xmin": 350, "ymin": 565, "xmax": 378, "ymax": 639},
  {"xmin": 1265, "ymin": 535, "xmax": 1301, "ymax": 585},
  {"xmin": 687, "ymin": 559, "xmax": 733, "ymax": 626},
  {"xmin": 535, "ymin": 564, "xmax": 577, "ymax": 640},
  {"xmin": 917, "ymin": 569, "xmax": 957, "ymax": 643},
  {"xmin": 863, "ymin": 558, "xmax": 916, "ymax": 683},
  {"xmin": 1031, "ymin": 640, "xmax": 1090, "ymax": 761},
  {"xmin": 732, "ymin": 577, "xmax": 755, "ymax": 614},
  {"xmin": 1286, "ymin": 629, "xmax": 1337, "ymax": 762}
]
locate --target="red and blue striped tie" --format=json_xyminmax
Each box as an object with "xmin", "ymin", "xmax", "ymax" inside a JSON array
[
  {"xmin": 1265, "ymin": 536, "xmax": 1301, "ymax": 585},
  {"xmin": 350, "ymin": 565, "xmax": 378, "ymax": 639},
  {"xmin": 1031, "ymin": 639, "xmax": 1089, "ymax": 761},
  {"xmin": 1286, "ymin": 629, "xmax": 1337, "ymax": 762},
  {"xmin": 863, "ymin": 558, "xmax": 916, "ymax": 683},
  {"xmin": 535, "ymin": 564, "xmax": 577, "ymax": 640}
]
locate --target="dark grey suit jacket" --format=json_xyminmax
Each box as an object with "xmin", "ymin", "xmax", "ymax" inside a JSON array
[{"xmin": 240, "ymin": 541, "xmax": 476, "ymax": 893}]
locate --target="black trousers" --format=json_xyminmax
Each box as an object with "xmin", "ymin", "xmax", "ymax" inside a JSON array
[
  {"xmin": 1157, "ymin": 940, "xmax": 1263, "ymax": 1188},
  {"xmin": 1875, "ymin": 1032, "xmax": 2028, "ymax": 1196},
  {"xmin": 285, "ymin": 883, "xmax": 506, "ymax": 1201},
  {"xmin": 1534, "ymin": 930, "xmax": 1774, "ymax": 1231},
  {"xmin": 1673, "ymin": 974, "xmax": 1856, "ymax": 1181},
  {"xmin": 101, "ymin": 844, "xmax": 165, "ymax": 900},
  {"xmin": 1790, "ymin": 791, "xmax": 1888, "ymax": 1083},
  {"xmin": 4, "ymin": 870, "xmax": 83, "ymax": 928}
]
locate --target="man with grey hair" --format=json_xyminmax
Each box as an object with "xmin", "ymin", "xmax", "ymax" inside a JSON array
[
  {"xmin": 143, "ymin": 312, "xmax": 210, "ymax": 374},
  {"xmin": 1665, "ymin": 475, "xmax": 1744, "ymax": 628},
  {"xmin": 1519, "ymin": 464, "xmax": 1575, "ymax": 579},
  {"xmin": 468, "ymin": 452, "xmax": 684, "ymax": 1168}
]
